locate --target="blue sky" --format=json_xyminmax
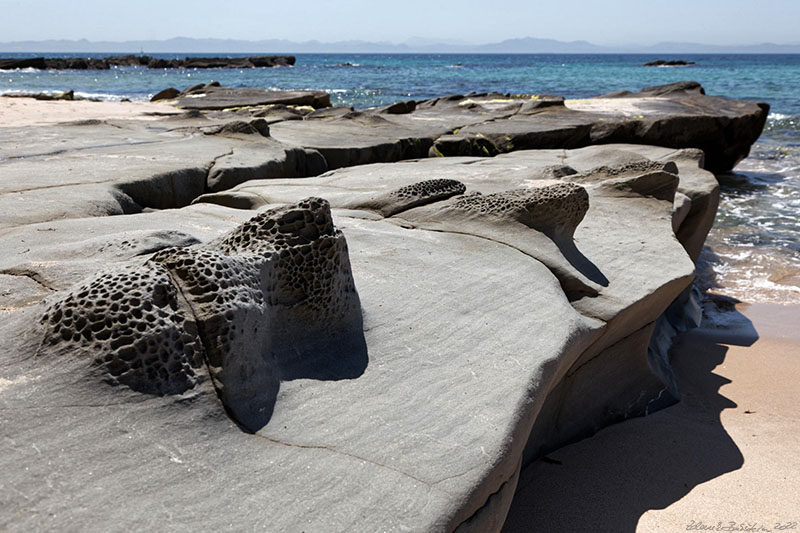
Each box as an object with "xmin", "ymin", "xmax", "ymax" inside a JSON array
[{"xmin": 1, "ymin": 0, "xmax": 798, "ymax": 45}]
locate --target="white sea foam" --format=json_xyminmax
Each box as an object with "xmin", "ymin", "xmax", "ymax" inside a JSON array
[
  {"xmin": 73, "ymin": 91, "xmax": 144, "ymax": 102},
  {"xmin": 0, "ymin": 88, "xmax": 147, "ymax": 102},
  {"xmin": 0, "ymin": 67, "xmax": 40, "ymax": 73}
]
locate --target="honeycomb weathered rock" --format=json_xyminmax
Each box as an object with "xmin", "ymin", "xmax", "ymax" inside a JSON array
[
  {"xmin": 395, "ymin": 181, "xmax": 600, "ymax": 296},
  {"xmin": 568, "ymin": 160, "xmax": 679, "ymax": 183},
  {"xmin": 348, "ymin": 178, "xmax": 467, "ymax": 217},
  {"xmin": 39, "ymin": 263, "xmax": 204, "ymax": 395},
  {"xmin": 450, "ymin": 182, "xmax": 589, "ymax": 238},
  {"xmin": 38, "ymin": 198, "xmax": 362, "ymax": 428}
]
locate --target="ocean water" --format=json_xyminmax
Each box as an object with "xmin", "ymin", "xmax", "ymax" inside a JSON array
[{"xmin": 2, "ymin": 53, "xmax": 799, "ymax": 304}]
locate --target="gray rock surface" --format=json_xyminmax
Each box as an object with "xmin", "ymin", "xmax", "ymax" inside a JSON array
[
  {"xmin": 0, "ymin": 117, "xmax": 328, "ymax": 228},
  {"xmin": 259, "ymin": 83, "xmax": 766, "ymax": 172},
  {"xmin": 0, "ymin": 85, "xmax": 763, "ymax": 531}
]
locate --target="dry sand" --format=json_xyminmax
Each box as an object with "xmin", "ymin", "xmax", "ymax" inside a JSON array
[
  {"xmin": 0, "ymin": 96, "xmax": 181, "ymax": 126},
  {"xmin": 503, "ymin": 303, "xmax": 800, "ymax": 532}
]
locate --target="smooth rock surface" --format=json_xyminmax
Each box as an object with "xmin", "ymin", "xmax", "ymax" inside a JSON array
[{"xmin": 0, "ymin": 117, "xmax": 328, "ymax": 228}]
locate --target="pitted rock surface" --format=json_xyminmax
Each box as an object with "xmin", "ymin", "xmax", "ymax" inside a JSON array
[
  {"xmin": 568, "ymin": 160, "xmax": 679, "ymax": 183},
  {"xmin": 450, "ymin": 182, "xmax": 589, "ymax": 239},
  {"xmin": 39, "ymin": 264, "xmax": 204, "ymax": 395},
  {"xmin": 350, "ymin": 178, "xmax": 467, "ymax": 217},
  {"xmin": 37, "ymin": 198, "xmax": 361, "ymax": 429},
  {"xmin": 396, "ymin": 182, "xmax": 600, "ymax": 296},
  {"xmin": 390, "ymin": 179, "xmax": 467, "ymax": 203},
  {"xmin": 0, "ymin": 141, "xmax": 735, "ymax": 532}
]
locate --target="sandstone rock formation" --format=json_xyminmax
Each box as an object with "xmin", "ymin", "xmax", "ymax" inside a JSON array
[
  {"xmin": 173, "ymin": 83, "xmax": 332, "ymax": 110},
  {"xmin": 0, "ymin": 84, "xmax": 766, "ymax": 531},
  {"xmin": 244, "ymin": 82, "xmax": 765, "ymax": 172},
  {"xmin": 36, "ymin": 197, "xmax": 362, "ymax": 432}
]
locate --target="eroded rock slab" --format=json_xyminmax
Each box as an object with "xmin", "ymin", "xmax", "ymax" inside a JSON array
[
  {"xmin": 0, "ymin": 117, "xmax": 328, "ymax": 228},
  {"xmin": 174, "ymin": 84, "xmax": 331, "ymax": 110},
  {"xmin": 1, "ymin": 141, "xmax": 717, "ymax": 531},
  {"xmin": 272, "ymin": 82, "xmax": 767, "ymax": 172}
]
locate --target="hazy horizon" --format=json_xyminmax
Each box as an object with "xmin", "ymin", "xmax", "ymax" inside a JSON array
[
  {"xmin": 2, "ymin": 36, "xmax": 800, "ymax": 55},
  {"xmin": 1, "ymin": 0, "xmax": 798, "ymax": 47}
]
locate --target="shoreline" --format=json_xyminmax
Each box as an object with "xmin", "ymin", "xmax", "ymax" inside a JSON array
[{"xmin": 503, "ymin": 302, "xmax": 800, "ymax": 532}]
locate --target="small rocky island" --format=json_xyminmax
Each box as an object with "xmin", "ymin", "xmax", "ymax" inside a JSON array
[
  {"xmin": 0, "ymin": 81, "xmax": 768, "ymax": 531},
  {"xmin": 643, "ymin": 59, "xmax": 696, "ymax": 66}
]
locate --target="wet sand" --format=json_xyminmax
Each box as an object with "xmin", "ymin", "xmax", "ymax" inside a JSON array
[
  {"xmin": 503, "ymin": 303, "xmax": 800, "ymax": 532},
  {"xmin": 0, "ymin": 96, "xmax": 180, "ymax": 126}
]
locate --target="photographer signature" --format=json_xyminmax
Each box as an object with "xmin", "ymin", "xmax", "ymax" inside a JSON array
[{"xmin": 686, "ymin": 521, "xmax": 798, "ymax": 532}]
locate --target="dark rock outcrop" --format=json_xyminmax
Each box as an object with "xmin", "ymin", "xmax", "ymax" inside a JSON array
[
  {"xmin": 2, "ymin": 90, "xmax": 75, "ymax": 101},
  {"xmin": 643, "ymin": 59, "xmax": 696, "ymax": 67},
  {"xmin": 0, "ymin": 57, "xmax": 47, "ymax": 69},
  {"xmin": 150, "ymin": 87, "xmax": 180, "ymax": 102},
  {"xmin": 0, "ymin": 55, "xmax": 296, "ymax": 70}
]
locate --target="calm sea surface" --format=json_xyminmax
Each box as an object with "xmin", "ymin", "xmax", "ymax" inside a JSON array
[{"xmin": 2, "ymin": 53, "xmax": 799, "ymax": 303}]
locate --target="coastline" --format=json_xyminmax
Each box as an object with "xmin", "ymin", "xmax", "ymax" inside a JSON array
[{"xmin": 503, "ymin": 302, "xmax": 800, "ymax": 532}]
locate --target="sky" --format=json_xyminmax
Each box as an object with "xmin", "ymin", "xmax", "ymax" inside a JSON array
[{"xmin": 1, "ymin": 0, "xmax": 799, "ymax": 46}]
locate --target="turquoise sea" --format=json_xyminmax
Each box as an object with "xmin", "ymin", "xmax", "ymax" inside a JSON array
[{"xmin": 2, "ymin": 53, "xmax": 799, "ymax": 303}]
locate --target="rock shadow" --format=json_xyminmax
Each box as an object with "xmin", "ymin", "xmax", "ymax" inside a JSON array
[
  {"xmin": 550, "ymin": 234, "xmax": 609, "ymax": 289},
  {"xmin": 502, "ymin": 307, "xmax": 756, "ymax": 532},
  {"xmin": 224, "ymin": 313, "xmax": 369, "ymax": 434}
]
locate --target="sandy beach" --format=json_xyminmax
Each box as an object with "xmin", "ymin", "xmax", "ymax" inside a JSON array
[
  {"xmin": 503, "ymin": 302, "xmax": 800, "ymax": 532},
  {"xmin": 0, "ymin": 96, "xmax": 180, "ymax": 126}
]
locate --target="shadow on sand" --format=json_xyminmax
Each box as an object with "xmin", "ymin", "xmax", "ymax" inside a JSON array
[{"xmin": 502, "ymin": 306, "xmax": 758, "ymax": 532}]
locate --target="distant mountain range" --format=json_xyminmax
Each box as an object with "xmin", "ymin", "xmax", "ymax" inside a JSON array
[{"xmin": 2, "ymin": 36, "xmax": 799, "ymax": 54}]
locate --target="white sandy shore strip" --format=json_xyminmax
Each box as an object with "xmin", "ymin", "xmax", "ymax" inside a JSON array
[
  {"xmin": 0, "ymin": 97, "xmax": 181, "ymax": 126},
  {"xmin": 503, "ymin": 303, "xmax": 800, "ymax": 532},
  {"xmin": 0, "ymin": 94, "xmax": 669, "ymax": 127}
]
